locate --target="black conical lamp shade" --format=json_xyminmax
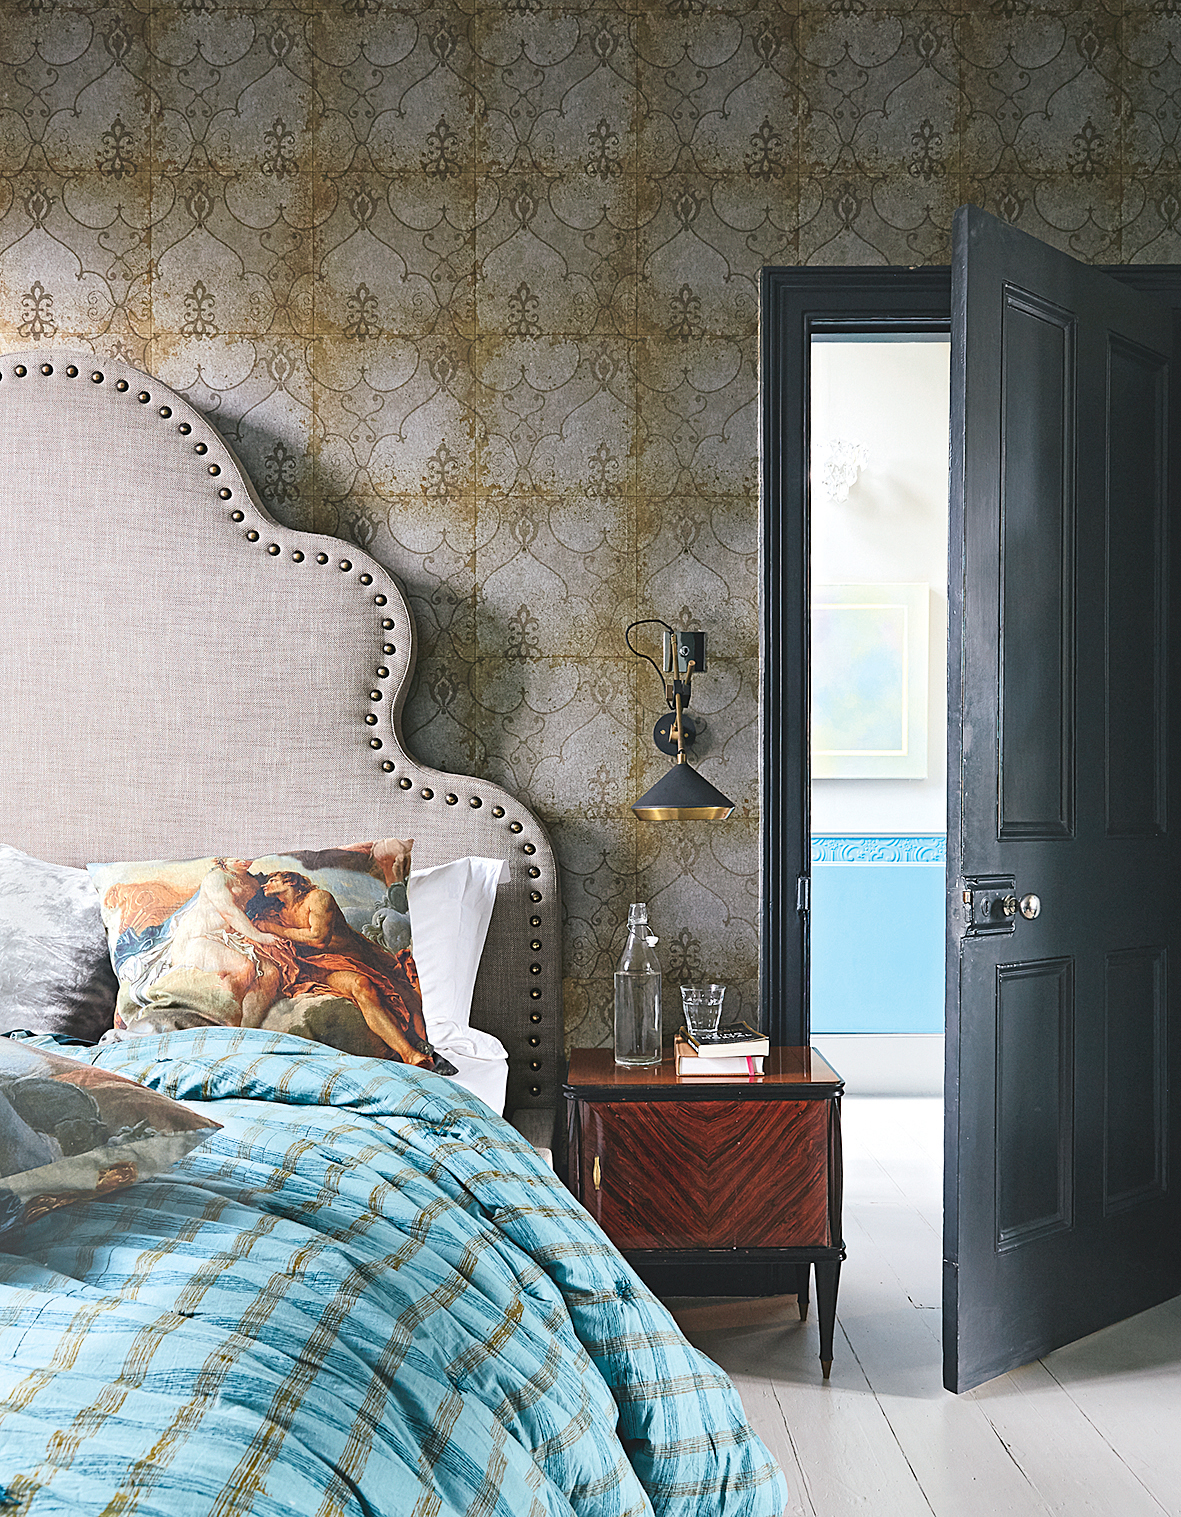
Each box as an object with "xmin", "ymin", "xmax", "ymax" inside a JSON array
[{"xmin": 632, "ymin": 759, "xmax": 735, "ymax": 821}]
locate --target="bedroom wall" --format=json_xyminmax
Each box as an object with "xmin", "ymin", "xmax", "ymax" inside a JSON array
[{"xmin": 2, "ymin": 1, "xmax": 1178, "ymax": 1049}]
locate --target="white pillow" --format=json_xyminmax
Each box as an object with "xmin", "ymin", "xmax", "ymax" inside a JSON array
[{"xmin": 406, "ymin": 856, "xmax": 509, "ymax": 1040}]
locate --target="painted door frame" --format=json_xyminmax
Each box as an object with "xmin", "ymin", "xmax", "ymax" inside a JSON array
[{"xmin": 759, "ymin": 261, "xmax": 1181, "ymax": 1049}]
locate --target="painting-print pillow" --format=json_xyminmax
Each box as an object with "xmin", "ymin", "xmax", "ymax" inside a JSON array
[
  {"xmin": 0, "ymin": 844, "xmax": 119, "ymax": 1041},
  {"xmin": 0, "ymin": 1039, "xmax": 220, "ymax": 1236},
  {"xmin": 86, "ymin": 841, "xmax": 458, "ymax": 1074}
]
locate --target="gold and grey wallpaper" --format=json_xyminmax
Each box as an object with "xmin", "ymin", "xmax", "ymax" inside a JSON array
[{"xmin": 0, "ymin": 0, "xmax": 1176, "ymax": 1047}]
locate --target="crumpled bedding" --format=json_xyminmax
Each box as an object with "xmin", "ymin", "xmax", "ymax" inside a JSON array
[{"xmin": 0, "ymin": 1028, "xmax": 788, "ymax": 1517}]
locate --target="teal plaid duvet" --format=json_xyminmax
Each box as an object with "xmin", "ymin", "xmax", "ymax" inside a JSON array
[{"xmin": 0, "ymin": 1030, "xmax": 788, "ymax": 1517}]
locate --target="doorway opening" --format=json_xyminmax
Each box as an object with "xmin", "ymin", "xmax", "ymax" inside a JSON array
[{"xmin": 807, "ymin": 333, "xmax": 950, "ymax": 1096}]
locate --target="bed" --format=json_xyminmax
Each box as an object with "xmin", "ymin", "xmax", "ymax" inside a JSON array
[{"xmin": 0, "ymin": 351, "xmax": 788, "ymax": 1516}]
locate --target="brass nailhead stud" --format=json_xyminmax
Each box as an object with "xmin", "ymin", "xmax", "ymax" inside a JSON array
[
  {"xmin": 194, "ymin": 442, "xmax": 207, "ymax": 454},
  {"xmin": 529, "ymin": 891, "xmax": 542, "ymax": 902},
  {"xmin": 246, "ymin": 530, "xmax": 260, "ymax": 541},
  {"xmin": 381, "ymin": 760, "xmax": 395, "ymax": 772},
  {"xmin": 421, "ymin": 788, "xmax": 434, "ymax": 799},
  {"xmin": 339, "ymin": 559, "xmax": 351, "ymax": 571},
  {"xmin": 316, "ymin": 553, "xmax": 329, "ymax": 564},
  {"xmin": 40, "ymin": 363, "xmax": 52, "ymax": 375},
  {"xmin": 529, "ymin": 1086, "xmax": 540, "ymax": 1096},
  {"xmin": 218, "ymin": 487, "xmax": 232, "ymax": 499},
  {"xmin": 399, "ymin": 777, "xmax": 412, "ymax": 789},
  {"xmin": 178, "ymin": 422, "xmax": 191, "ymax": 434},
  {"xmin": 530, "ymin": 1060, "xmax": 541, "ymax": 1071},
  {"xmin": 529, "ymin": 963, "xmax": 541, "ymax": 975},
  {"xmin": 470, "ymin": 797, "xmax": 482, "ymax": 808},
  {"xmin": 383, "ymin": 642, "xmax": 395, "ymax": 654},
  {"xmin": 359, "ymin": 573, "xmax": 372, "ymax": 585},
  {"xmin": 370, "ymin": 738, "xmax": 382, "ymax": 749},
  {"xmin": 492, "ymin": 806, "xmax": 505, "ymax": 818},
  {"xmin": 208, "ymin": 463, "xmax": 220, "ymax": 475},
  {"xmin": 369, "ymin": 690, "xmax": 382, "ymax": 701},
  {"xmin": 374, "ymin": 594, "xmax": 387, "ymax": 605},
  {"xmin": 65, "ymin": 365, "xmax": 78, "ymax": 377},
  {"xmin": 230, "ymin": 510, "xmax": 245, "ymax": 522},
  {"xmin": 528, "ymin": 867, "xmax": 541, "ymax": 878},
  {"xmin": 530, "ymin": 916, "xmax": 541, "ymax": 927},
  {"xmin": 445, "ymin": 794, "xmax": 458, "ymax": 805},
  {"xmin": 376, "ymin": 666, "xmax": 389, "ymax": 678},
  {"xmin": 159, "ymin": 405, "xmax": 171, "ymax": 417},
  {"xmin": 381, "ymin": 618, "xmax": 394, "ymax": 630},
  {"xmin": 138, "ymin": 390, "xmax": 150, "ymax": 403},
  {"xmin": 91, "ymin": 371, "xmax": 103, "ymax": 383},
  {"xmin": 14, "ymin": 365, "xmax": 26, "ymax": 377},
  {"xmin": 529, "ymin": 1036, "xmax": 540, "ymax": 1047},
  {"xmin": 267, "ymin": 544, "xmax": 280, "ymax": 555},
  {"xmin": 509, "ymin": 822, "xmax": 523, "ymax": 834},
  {"xmin": 115, "ymin": 378, "xmax": 128, "ymax": 391},
  {"xmin": 523, "ymin": 843, "xmax": 536, "ymax": 855},
  {"xmin": 530, "ymin": 939, "xmax": 541, "ymax": 951},
  {"xmin": 292, "ymin": 550, "xmax": 304, "ymax": 562},
  {"xmin": 364, "ymin": 713, "xmax": 378, "ymax": 725}
]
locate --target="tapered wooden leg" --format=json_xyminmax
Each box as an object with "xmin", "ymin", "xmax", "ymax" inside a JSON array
[
  {"xmin": 796, "ymin": 1261, "xmax": 810, "ymax": 1321},
  {"xmin": 815, "ymin": 1259, "xmax": 841, "ymax": 1379}
]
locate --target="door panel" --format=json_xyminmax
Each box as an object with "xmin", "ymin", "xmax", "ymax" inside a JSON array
[
  {"xmin": 995, "ymin": 958, "xmax": 1074, "ymax": 1248},
  {"xmin": 998, "ymin": 290, "xmax": 1075, "ymax": 840},
  {"xmin": 947, "ymin": 205, "xmax": 1181, "ymax": 1391},
  {"xmin": 1103, "ymin": 946, "xmax": 1167, "ymax": 1214},
  {"xmin": 1106, "ymin": 337, "xmax": 1168, "ymax": 837}
]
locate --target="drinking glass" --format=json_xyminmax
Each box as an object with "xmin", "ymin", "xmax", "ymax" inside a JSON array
[{"xmin": 681, "ymin": 984, "xmax": 727, "ymax": 1038}]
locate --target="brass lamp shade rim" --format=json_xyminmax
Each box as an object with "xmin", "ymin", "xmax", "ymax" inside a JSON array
[
  {"xmin": 632, "ymin": 760, "xmax": 735, "ymax": 822},
  {"xmin": 633, "ymin": 802, "xmax": 734, "ymax": 821}
]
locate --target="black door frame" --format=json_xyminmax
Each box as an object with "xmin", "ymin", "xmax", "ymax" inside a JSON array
[{"xmin": 759, "ymin": 261, "xmax": 1181, "ymax": 1048}]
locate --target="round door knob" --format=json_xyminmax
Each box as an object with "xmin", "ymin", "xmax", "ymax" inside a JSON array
[{"xmin": 1019, "ymin": 892, "xmax": 1041, "ymax": 920}]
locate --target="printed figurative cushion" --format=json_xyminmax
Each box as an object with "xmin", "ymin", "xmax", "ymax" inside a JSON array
[
  {"xmin": 86, "ymin": 841, "xmax": 448, "ymax": 1069},
  {"xmin": 0, "ymin": 1039, "xmax": 219, "ymax": 1235},
  {"xmin": 0, "ymin": 845, "xmax": 119, "ymax": 1041}
]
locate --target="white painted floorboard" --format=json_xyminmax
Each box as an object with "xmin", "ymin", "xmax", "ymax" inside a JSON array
[{"xmin": 667, "ymin": 1098, "xmax": 1181, "ymax": 1517}]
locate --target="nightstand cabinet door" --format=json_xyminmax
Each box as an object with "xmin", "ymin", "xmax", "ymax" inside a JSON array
[{"xmin": 576, "ymin": 1098, "xmax": 831, "ymax": 1250}]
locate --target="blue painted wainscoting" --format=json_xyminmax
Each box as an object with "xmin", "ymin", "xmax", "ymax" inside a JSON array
[{"xmin": 810, "ymin": 835, "xmax": 946, "ymax": 1034}]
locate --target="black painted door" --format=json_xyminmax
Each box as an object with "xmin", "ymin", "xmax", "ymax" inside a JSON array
[{"xmin": 945, "ymin": 205, "xmax": 1181, "ymax": 1391}]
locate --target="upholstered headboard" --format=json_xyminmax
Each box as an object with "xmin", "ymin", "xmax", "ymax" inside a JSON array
[{"xmin": 0, "ymin": 350, "xmax": 560, "ymax": 1121}]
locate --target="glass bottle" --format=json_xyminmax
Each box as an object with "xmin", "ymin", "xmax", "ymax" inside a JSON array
[{"xmin": 614, "ymin": 902, "xmax": 662, "ymax": 1067}]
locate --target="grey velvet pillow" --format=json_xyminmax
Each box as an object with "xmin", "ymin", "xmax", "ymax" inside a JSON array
[{"xmin": 0, "ymin": 845, "xmax": 119, "ymax": 1041}]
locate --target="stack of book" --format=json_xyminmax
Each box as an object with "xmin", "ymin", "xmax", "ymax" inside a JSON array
[{"xmin": 674, "ymin": 1021, "xmax": 770, "ymax": 1075}]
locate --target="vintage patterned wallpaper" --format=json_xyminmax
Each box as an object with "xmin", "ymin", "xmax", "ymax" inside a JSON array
[{"xmin": 1, "ymin": 0, "xmax": 1178, "ymax": 1048}]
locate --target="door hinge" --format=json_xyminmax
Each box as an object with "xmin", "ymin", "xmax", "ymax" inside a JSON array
[{"xmin": 797, "ymin": 875, "xmax": 810, "ymax": 914}]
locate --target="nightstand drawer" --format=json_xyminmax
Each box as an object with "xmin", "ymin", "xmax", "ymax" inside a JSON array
[{"xmin": 575, "ymin": 1098, "xmax": 831, "ymax": 1250}]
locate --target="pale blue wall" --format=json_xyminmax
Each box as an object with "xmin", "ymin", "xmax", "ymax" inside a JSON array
[{"xmin": 810, "ymin": 836, "xmax": 945, "ymax": 1034}]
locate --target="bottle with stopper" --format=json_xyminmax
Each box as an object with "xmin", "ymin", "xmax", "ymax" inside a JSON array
[{"xmin": 614, "ymin": 902, "xmax": 662, "ymax": 1067}]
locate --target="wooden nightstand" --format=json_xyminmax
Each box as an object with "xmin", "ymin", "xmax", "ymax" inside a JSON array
[{"xmin": 564, "ymin": 1046, "xmax": 844, "ymax": 1377}]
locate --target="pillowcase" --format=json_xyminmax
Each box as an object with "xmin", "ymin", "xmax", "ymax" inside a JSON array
[
  {"xmin": 86, "ymin": 843, "xmax": 505, "ymax": 1074},
  {"xmin": 407, "ymin": 855, "xmax": 509, "ymax": 1040},
  {"xmin": 0, "ymin": 844, "xmax": 120, "ymax": 1042},
  {"xmin": 0, "ymin": 1038, "xmax": 220, "ymax": 1236}
]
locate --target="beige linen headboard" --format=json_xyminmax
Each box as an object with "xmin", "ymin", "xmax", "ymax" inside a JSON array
[{"xmin": 0, "ymin": 350, "xmax": 560, "ymax": 1121}]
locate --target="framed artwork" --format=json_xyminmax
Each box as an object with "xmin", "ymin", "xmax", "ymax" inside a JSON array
[{"xmin": 811, "ymin": 582, "xmax": 929, "ymax": 778}]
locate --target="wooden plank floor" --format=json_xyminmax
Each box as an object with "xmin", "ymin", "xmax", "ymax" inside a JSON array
[{"xmin": 666, "ymin": 1098, "xmax": 1181, "ymax": 1517}]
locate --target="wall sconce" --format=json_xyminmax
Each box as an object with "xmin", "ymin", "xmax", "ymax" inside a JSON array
[{"xmin": 626, "ymin": 620, "xmax": 735, "ymax": 821}]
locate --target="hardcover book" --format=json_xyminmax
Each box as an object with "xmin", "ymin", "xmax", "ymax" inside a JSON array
[{"xmin": 680, "ymin": 1020, "xmax": 769, "ymax": 1059}]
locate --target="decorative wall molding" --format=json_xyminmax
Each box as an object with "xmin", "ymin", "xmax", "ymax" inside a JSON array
[{"xmin": 811, "ymin": 834, "xmax": 946, "ymax": 866}]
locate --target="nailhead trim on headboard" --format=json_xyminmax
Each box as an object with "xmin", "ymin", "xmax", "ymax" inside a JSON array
[{"xmin": 0, "ymin": 349, "xmax": 562, "ymax": 1119}]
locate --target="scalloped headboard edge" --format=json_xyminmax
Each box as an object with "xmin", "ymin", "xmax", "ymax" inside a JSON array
[{"xmin": 0, "ymin": 350, "xmax": 560, "ymax": 1120}]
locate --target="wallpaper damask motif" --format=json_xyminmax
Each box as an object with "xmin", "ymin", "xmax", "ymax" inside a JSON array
[{"xmin": 0, "ymin": 0, "xmax": 1176, "ymax": 1047}]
